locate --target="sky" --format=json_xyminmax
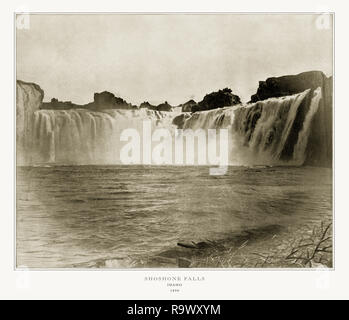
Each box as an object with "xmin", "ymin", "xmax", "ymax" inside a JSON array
[{"xmin": 16, "ymin": 14, "xmax": 333, "ymax": 105}]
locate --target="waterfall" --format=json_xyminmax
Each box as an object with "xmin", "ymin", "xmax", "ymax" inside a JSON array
[
  {"xmin": 293, "ymin": 88, "xmax": 322, "ymax": 165},
  {"xmin": 19, "ymin": 85, "xmax": 325, "ymax": 167},
  {"xmin": 230, "ymin": 89, "xmax": 312, "ymax": 165},
  {"xmin": 28, "ymin": 108, "xmax": 177, "ymax": 164},
  {"xmin": 181, "ymin": 88, "xmax": 323, "ymax": 166}
]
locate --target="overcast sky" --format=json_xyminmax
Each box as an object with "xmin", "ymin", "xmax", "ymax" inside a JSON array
[{"xmin": 16, "ymin": 14, "xmax": 333, "ymax": 105}]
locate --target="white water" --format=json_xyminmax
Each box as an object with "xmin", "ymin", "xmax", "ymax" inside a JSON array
[
  {"xmin": 24, "ymin": 88, "xmax": 322, "ymax": 166},
  {"xmin": 29, "ymin": 108, "xmax": 177, "ymax": 164},
  {"xmin": 180, "ymin": 88, "xmax": 322, "ymax": 166},
  {"xmin": 293, "ymin": 88, "xmax": 322, "ymax": 164}
]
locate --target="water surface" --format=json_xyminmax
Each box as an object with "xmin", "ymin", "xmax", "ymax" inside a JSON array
[{"xmin": 16, "ymin": 165, "xmax": 332, "ymax": 268}]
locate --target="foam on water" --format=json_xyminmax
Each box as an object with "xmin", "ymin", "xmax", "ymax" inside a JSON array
[{"xmin": 24, "ymin": 88, "xmax": 323, "ymax": 167}]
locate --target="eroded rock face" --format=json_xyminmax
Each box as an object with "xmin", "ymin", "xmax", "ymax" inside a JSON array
[
  {"xmin": 157, "ymin": 101, "xmax": 172, "ymax": 112},
  {"xmin": 41, "ymin": 98, "xmax": 82, "ymax": 110},
  {"xmin": 305, "ymin": 76, "xmax": 333, "ymax": 167},
  {"xmin": 17, "ymin": 80, "xmax": 44, "ymax": 165},
  {"xmin": 178, "ymin": 99, "xmax": 197, "ymax": 112},
  {"xmin": 250, "ymin": 71, "xmax": 331, "ymax": 103},
  {"xmin": 42, "ymin": 91, "xmax": 136, "ymax": 111},
  {"xmin": 249, "ymin": 71, "xmax": 333, "ymax": 167},
  {"xmin": 192, "ymin": 88, "xmax": 241, "ymax": 113},
  {"xmin": 140, "ymin": 101, "xmax": 173, "ymax": 112},
  {"xmin": 140, "ymin": 101, "xmax": 156, "ymax": 109},
  {"xmin": 17, "ymin": 69, "xmax": 332, "ymax": 167},
  {"xmin": 172, "ymin": 113, "xmax": 191, "ymax": 129},
  {"xmin": 93, "ymin": 91, "xmax": 134, "ymax": 110}
]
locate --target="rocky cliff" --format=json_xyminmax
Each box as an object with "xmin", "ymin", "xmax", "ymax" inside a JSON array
[
  {"xmin": 16, "ymin": 80, "xmax": 44, "ymax": 165},
  {"xmin": 250, "ymin": 71, "xmax": 331, "ymax": 103},
  {"xmin": 249, "ymin": 71, "xmax": 332, "ymax": 167},
  {"xmin": 178, "ymin": 99, "xmax": 197, "ymax": 112},
  {"xmin": 192, "ymin": 88, "xmax": 241, "ymax": 113},
  {"xmin": 17, "ymin": 70, "xmax": 332, "ymax": 167},
  {"xmin": 42, "ymin": 91, "xmax": 136, "ymax": 111}
]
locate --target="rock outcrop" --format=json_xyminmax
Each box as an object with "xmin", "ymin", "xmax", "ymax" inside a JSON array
[
  {"xmin": 178, "ymin": 99, "xmax": 197, "ymax": 112},
  {"xmin": 42, "ymin": 91, "xmax": 136, "ymax": 111},
  {"xmin": 16, "ymin": 80, "xmax": 44, "ymax": 165},
  {"xmin": 93, "ymin": 91, "xmax": 134, "ymax": 110},
  {"xmin": 17, "ymin": 69, "xmax": 332, "ymax": 168},
  {"xmin": 42, "ymin": 98, "xmax": 83, "ymax": 110},
  {"xmin": 250, "ymin": 71, "xmax": 331, "ymax": 103},
  {"xmin": 172, "ymin": 113, "xmax": 191, "ymax": 129},
  {"xmin": 140, "ymin": 101, "xmax": 156, "ymax": 110},
  {"xmin": 249, "ymin": 71, "xmax": 333, "ymax": 167},
  {"xmin": 156, "ymin": 101, "xmax": 172, "ymax": 112},
  {"xmin": 39, "ymin": 88, "xmax": 241, "ymax": 113},
  {"xmin": 191, "ymin": 88, "xmax": 241, "ymax": 113},
  {"xmin": 304, "ymin": 75, "xmax": 333, "ymax": 167},
  {"xmin": 140, "ymin": 101, "xmax": 173, "ymax": 112}
]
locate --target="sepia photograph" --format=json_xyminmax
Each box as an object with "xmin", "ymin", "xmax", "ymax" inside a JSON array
[{"xmin": 15, "ymin": 13, "xmax": 333, "ymax": 269}]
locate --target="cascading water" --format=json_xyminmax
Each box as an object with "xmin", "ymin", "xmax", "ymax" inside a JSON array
[
  {"xmin": 231, "ymin": 89, "xmax": 312, "ymax": 165},
  {"xmin": 180, "ymin": 88, "xmax": 323, "ymax": 166},
  {"xmin": 29, "ymin": 108, "xmax": 178, "ymax": 164},
  {"xmin": 18, "ymin": 83, "xmax": 325, "ymax": 167},
  {"xmin": 293, "ymin": 88, "xmax": 322, "ymax": 165}
]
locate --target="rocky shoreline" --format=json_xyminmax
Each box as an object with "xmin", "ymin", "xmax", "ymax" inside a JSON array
[
  {"xmin": 127, "ymin": 218, "xmax": 333, "ymax": 269},
  {"xmin": 189, "ymin": 219, "xmax": 333, "ymax": 268}
]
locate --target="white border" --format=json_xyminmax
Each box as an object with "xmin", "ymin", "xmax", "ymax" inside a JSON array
[
  {"xmin": 1, "ymin": 0, "xmax": 348, "ymax": 300},
  {"xmin": 13, "ymin": 11, "xmax": 335, "ymax": 273}
]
